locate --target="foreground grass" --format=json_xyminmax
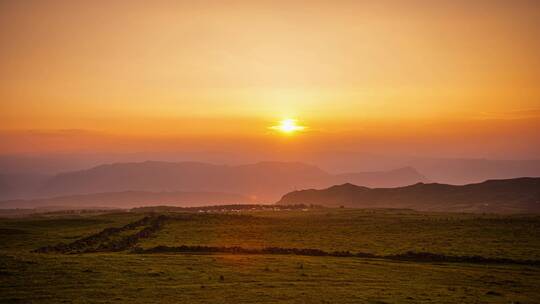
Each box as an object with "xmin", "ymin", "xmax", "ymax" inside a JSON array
[
  {"xmin": 1, "ymin": 209, "xmax": 540, "ymax": 303},
  {"xmin": 1, "ymin": 252, "xmax": 539, "ymax": 304}
]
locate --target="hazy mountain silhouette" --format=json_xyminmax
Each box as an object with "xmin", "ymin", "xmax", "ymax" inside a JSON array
[
  {"xmin": 2, "ymin": 154, "xmax": 539, "ymax": 190},
  {"xmin": 0, "ymin": 191, "xmax": 252, "ymax": 209},
  {"xmin": 28, "ymin": 161, "xmax": 428, "ymax": 202},
  {"xmin": 277, "ymin": 177, "xmax": 540, "ymax": 213}
]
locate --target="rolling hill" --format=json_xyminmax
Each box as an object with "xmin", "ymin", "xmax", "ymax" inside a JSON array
[{"xmin": 277, "ymin": 177, "xmax": 540, "ymax": 213}]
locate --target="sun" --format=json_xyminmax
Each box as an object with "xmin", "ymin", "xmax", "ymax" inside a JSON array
[{"xmin": 270, "ymin": 118, "xmax": 306, "ymax": 134}]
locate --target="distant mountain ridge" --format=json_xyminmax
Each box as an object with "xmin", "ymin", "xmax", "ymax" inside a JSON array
[
  {"xmin": 2, "ymin": 154, "xmax": 540, "ymax": 182},
  {"xmin": 277, "ymin": 177, "xmax": 540, "ymax": 213},
  {"xmin": 2, "ymin": 154, "xmax": 540, "ymax": 200},
  {"xmin": 29, "ymin": 161, "xmax": 429, "ymax": 202}
]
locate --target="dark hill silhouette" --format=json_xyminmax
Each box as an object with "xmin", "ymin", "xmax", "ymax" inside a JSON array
[
  {"xmin": 335, "ymin": 167, "xmax": 427, "ymax": 188},
  {"xmin": 0, "ymin": 191, "xmax": 252, "ymax": 209},
  {"xmin": 277, "ymin": 177, "xmax": 540, "ymax": 213},
  {"xmin": 30, "ymin": 161, "xmax": 428, "ymax": 202}
]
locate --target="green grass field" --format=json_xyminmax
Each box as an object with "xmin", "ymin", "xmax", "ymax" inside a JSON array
[{"xmin": 1, "ymin": 209, "xmax": 540, "ymax": 303}]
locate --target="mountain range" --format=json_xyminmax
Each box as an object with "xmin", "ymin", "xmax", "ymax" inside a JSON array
[
  {"xmin": 25, "ymin": 161, "xmax": 428, "ymax": 202},
  {"xmin": 277, "ymin": 177, "xmax": 540, "ymax": 213},
  {"xmin": 2, "ymin": 154, "xmax": 540, "ymax": 186},
  {"xmin": 2, "ymin": 159, "xmax": 540, "ymax": 212}
]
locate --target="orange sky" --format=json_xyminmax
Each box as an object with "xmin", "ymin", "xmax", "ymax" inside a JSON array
[{"xmin": 1, "ymin": 0, "xmax": 539, "ymax": 158}]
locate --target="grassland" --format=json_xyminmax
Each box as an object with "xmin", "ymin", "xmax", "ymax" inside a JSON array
[
  {"xmin": 1, "ymin": 208, "xmax": 540, "ymax": 303},
  {"xmin": 140, "ymin": 210, "xmax": 540, "ymax": 260}
]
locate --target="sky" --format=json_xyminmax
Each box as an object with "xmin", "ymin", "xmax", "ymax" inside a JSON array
[{"xmin": 1, "ymin": 0, "xmax": 539, "ymax": 159}]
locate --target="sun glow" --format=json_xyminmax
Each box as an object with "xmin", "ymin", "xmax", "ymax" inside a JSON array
[{"xmin": 270, "ymin": 119, "xmax": 306, "ymax": 134}]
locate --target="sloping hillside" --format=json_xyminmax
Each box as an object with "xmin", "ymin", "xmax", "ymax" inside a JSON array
[{"xmin": 277, "ymin": 177, "xmax": 540, "ymax": 213}]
